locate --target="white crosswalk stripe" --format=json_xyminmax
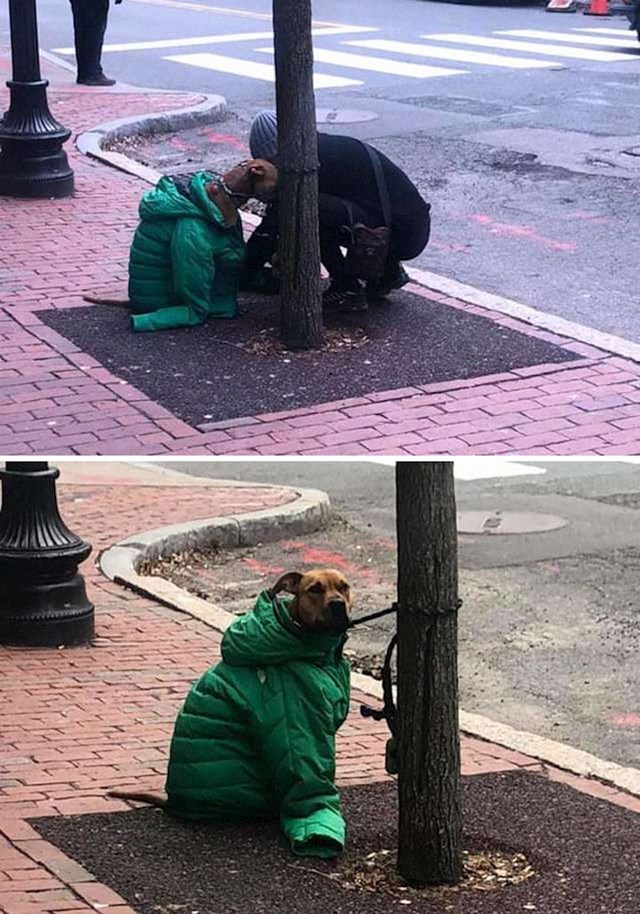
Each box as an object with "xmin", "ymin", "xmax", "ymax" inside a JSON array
[
  {"xmin": 498, "ymin": 28, "xmax": 639, "ymax": 51},
  {"xmin": 577, "ymin": 28, "xmax": 639, "ymax": 40},
  {"xmin": 56, "ymin": 21, "xmax": 638, "ymax": 91},
  {"xmin": 256, "ymin": 46, "xmax": 465, "ymax": 79},
  {"xmin": 52, "ymin": 25, "xmax": 377, "ymax": 56},
  {"xmin": 165, "ymin": 52, "xmax": 363, "ymax": 88},
  {"xmin": 422, "ymin": 32, "xmax": 633, "ymax": 62},
  {"xmin": 348, "ymin": 38, "xmax": 561, "ymax": 69}
]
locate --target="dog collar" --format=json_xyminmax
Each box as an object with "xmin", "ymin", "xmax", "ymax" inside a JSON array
[{"xmin": 216, "ymin": 180, "xmax": 253, "ymax": 202}]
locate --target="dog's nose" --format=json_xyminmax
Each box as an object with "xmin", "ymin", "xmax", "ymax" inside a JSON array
[{"xmin": 329, "ymin": 600, "xmax": 348, "ymax": 623}]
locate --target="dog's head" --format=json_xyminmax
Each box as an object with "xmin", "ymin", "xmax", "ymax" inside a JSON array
[
  {"xmin": 271, "ymin": 568, "xmax": 353, "ymax": 633},
  {"xmin": 222, "ymin": 158, "xmax": 278, "ymax": 203}
]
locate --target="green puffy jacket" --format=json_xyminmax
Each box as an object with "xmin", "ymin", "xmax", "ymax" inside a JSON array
[
  {"xmin": 127, "ymin": 171, "xmax": 245, "ymax": 332},
  {"xmin": 164, "ymin": 591, "xmax": 351, "ymax": 858}
]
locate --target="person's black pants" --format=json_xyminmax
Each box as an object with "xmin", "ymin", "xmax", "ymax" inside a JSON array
[
  {"xmin": 245, "ymin": 193, "xmax": 429, "ymax": 289},
  {"xmin": 69, "ymin": 0, "xmax": 109, "ymax": 81},
  {"xmin": 318, "ymin": 193, "xmax": 379, "ymax": 290}
]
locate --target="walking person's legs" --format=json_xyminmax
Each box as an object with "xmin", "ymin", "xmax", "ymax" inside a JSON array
[{"xmin": 70, "ymin": 0, "xmax": 115, "ymax": 86}]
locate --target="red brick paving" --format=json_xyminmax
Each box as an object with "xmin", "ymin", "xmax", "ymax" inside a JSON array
[
  {"xmin": 0, "ymin": 480, "xmax": 638, "ymax": 914},
  {"xmin": 3, "ymin": 54, "xmax": 640, "ymax": 455}
]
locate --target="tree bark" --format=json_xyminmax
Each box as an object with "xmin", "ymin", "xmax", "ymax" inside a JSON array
[
  {"xmin": 272, "ymin": 0, "xmax": 323, "ymax": 350},
  {"xmin": 396, "ymin": 461, "xmax": 463, "ymax": 886}
]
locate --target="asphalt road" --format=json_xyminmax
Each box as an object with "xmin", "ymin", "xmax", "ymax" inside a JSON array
[
  {"xmin": 21, "ymin": 0, "xmax": 640, "ymax": 343},
  {"xmin": 156, "ymin": 458, "xmax": 640, "ymax": 767},
  {"xmin": 159, "ymin": 457, "xmax": 640, "ymax": 546}
]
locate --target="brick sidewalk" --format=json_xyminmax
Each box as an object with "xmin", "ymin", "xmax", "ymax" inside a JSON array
[
  {"xmin": 1, "ymin": 479, "xmax": 638, "ymax": 914},
  {"xmin": 2, "ymin": 52, "xmax": 640, "ymax": 455}
]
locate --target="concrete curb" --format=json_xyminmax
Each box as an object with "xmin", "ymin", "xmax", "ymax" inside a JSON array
[
  {"xmin": 100, "ymin": 501, "xmax": 640, "ymax": 800},
  {"xmin": 351, "ymin": 674, "xmax": 640, "ymax": 797},
  {"xmin": 99, "ymin": 484, "xmax": 331, "ymax": 623},
  {"xmin": 407, "ymin": 266, "xmax": 640, "ymax": 364},
  {"xmin": 75, "ymin": 93, "xmax": 227, "ymax": 182}
]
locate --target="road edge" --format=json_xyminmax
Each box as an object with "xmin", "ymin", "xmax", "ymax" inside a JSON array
[{"xmin": 99, "ymin": 508, "xmax": 640, "ymax": 800}]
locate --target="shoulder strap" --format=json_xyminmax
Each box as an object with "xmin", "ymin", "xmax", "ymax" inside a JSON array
[{"xmin": 362, "ymin": 143, "xmax": 392, "ymax": 228}]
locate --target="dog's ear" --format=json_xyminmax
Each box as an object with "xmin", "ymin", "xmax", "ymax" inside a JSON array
[
  {"xmin": 248, "ymin": 160, "xmax": 270, "ymax": 178},
  {"xmin": 270, "ymin": 572, "xmax": 303, "ymax": 597}
]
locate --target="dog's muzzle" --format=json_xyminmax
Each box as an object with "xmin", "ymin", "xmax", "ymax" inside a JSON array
[{"xmin": 328, "ymin": 599, "xmax": 349, "ymax": 630}]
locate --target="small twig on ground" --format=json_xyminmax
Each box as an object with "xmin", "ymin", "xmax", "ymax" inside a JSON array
[{"xmin": 285, "ymin": 863, "xmax": 338, "ymax": 882}]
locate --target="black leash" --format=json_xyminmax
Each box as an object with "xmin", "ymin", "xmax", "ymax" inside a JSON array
[
  {"xmin": 354, "ymin": 599, "xmax": 463, "ymax": 746},
  {"xmin": 347, "ymin": 602, "xmax": 399, "ymax": 738},
  {"xmin": 347, "ymin": 602, "xmax": 398, "ymax": 629}
]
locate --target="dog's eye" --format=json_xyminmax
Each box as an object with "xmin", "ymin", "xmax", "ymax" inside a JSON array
[
  {"xmin": 338, "ymin": 582, "xmax": 349, "ymax": 593},
  {"xmin": 307, "ymin": 582, "xmax": 324, "ymax": 594}
]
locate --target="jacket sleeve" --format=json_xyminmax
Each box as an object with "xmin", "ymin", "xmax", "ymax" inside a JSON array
[
  {"xmin": 259, "ymin": 674, "xmax": 345, "ymax": 859},
  {"xmin": 172, "ymin": 217, "xmax": 215, "ymax": 316},
  {"xmin": 131, "ymin": 217, "xmax": 214, "ymax": 331}
]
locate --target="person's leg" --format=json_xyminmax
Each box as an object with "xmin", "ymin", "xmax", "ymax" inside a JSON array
[
  {"xmin": 366, "ymin": 209, "xmax": 431, "ymax": 301},
  {"xmin": 317, "ymin": 194, "xmax": 356, "ymax": 289},
  {"xmin": 74, "ymin": 0, "xmax": 115, "ymax": 85},
  {"xmin": 318, "ymin": 194, "xmax": 371, "ymax": 312},
  {"xmin": 366, "ymin": 257, "xmax": 410, "ymax": 302},
  {"xmin": 69, "ymin": 0, "xmax": 88, "ymax": 81}
]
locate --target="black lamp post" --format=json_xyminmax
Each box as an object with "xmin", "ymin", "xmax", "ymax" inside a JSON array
[
  {"xmin": 0, "ymin": 0, "xmax": 74, "ymax": 198},
  {"xmin": 0, "ymin": 462, "xmax": 94, "ymax": 647}
]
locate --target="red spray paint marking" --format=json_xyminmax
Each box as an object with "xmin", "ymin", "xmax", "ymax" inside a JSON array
[
  {"xmin": 243, "ymin": 558, "xmax": 285, "ymax": 576},
  {"xmin": 466, "ymin": 214, "xmax": 577, "ymax": 253},
  {"xmin": 202, "ymin": 131, "xmax": 249, "ymax": 151},
  {"xmin": 169, "ymin": 136, "xmax": 193, "ymax": 151},
  {"xmin": 281, "ymin": 541, "xmax": 380, "ymax": 581},
  {"xmin": 609, "ymin": 713, "xmax": 640, "ymax": 727},
  {"xmin": 566, "ymin": 209, "xmax": 609, "ymax": 224}
]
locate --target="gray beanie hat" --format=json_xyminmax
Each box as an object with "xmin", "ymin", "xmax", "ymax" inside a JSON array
[{"xmin": 250, "ymin": 109, "xmax": 278, "ymax": 160}]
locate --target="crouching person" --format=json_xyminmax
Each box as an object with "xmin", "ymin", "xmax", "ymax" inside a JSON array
[{"xmin": 126, "ymin": 159, "xmax": 277, "ymax": 332}]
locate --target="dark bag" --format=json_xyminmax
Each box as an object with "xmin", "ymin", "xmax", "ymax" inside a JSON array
[{"xmin": 344, "ymin": 144, "xmax": 392, "ymax": 282}]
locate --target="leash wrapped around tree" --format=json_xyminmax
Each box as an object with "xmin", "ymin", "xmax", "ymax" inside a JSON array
[{"xmin": 356, "ymin": 599, "xmax": 463, "ymax": 775}]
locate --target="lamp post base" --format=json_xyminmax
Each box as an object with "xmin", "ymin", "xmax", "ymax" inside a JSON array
[
  {"xmin": 0, "ymin": 463, "xmax": 94, "ymax": 647},
  {"xmin": 0, "ymin": 80, "xmax": 74, "ymax": 199},
  {"xmin": 0, "ymin": 578, "xmax": 94, "ymax": 647}
]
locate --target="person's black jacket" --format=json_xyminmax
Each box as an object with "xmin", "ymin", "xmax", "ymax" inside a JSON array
[{"xmin": 246, "ymin": 133, "xmax": 430, "ymax": 271}]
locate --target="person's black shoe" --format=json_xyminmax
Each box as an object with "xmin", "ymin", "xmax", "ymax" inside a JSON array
[
  {"xmin": 77, "ymin": 74, "xmax": 117, "ymax": 87},
  {"xmin": 322, "ymin": 284, "xmax": 368, "ymax": 313},
  {"xmin": 366, "ymin": 264, "xmax": 410, "ymax": 302}
]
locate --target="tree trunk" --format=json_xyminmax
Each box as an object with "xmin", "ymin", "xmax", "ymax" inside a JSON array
[
  {"xmin": 272, "ymin": 0, "xmax": 323, "ymax": 350},
  {"xmin": 395, "ymin": 461, "xmax": 463, "ymax": 886}
]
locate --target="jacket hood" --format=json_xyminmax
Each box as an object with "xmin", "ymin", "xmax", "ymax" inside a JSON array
[
  {"xmin": 221, "ymin": 590, "xmax": 347, "ymax": 667},
  {"xmin": 138, "ymin": 171, "xmax": 227, "ymax": 224}
]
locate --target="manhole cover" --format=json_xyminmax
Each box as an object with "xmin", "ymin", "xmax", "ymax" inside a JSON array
[
  {"xmin": 315, "ymin": 108, "xmax": 379, "ymax": 124},
  {"xmin": 457, "ymin": 511, "xmax": 567, "ymax": 535}
]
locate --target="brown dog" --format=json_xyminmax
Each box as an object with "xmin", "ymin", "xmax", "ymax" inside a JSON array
[
  {"xmin": 108, "ymin": 568, "xmax": 352, "ymax": 808},
  {"xmin": 84, "ymin": 158, "xmax": 278, "ymax": 307},
  {"xmin": 203, "ymin": 158, "xmax": 278, "ymax": 229},
  {"xmin": 270, "ymin": 567, "xmax": 353, "ymax": 633}
]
